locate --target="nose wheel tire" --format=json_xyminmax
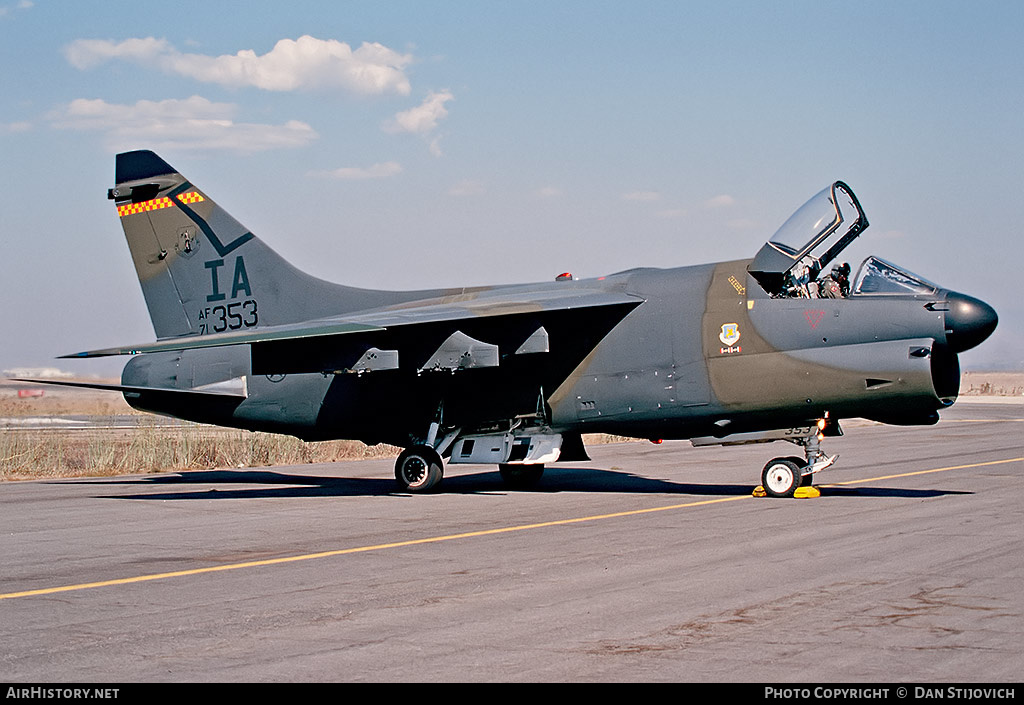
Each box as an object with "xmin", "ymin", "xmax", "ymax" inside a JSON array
[
  {"xmin": 761, "ymin": 458, "xmax": 802, "ymax": 498},
  {"xmin": 395, "ymin": 445, "xmax": 444, "ymax": 493}
]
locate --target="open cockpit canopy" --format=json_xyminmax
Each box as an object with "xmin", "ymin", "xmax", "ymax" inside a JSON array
[{"xmin": 749, "ymin": 181, "xmax": 868, "ymax": 297}]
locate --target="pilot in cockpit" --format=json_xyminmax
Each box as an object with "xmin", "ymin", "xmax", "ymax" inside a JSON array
[
  {"xmin": 750, "ymin": 181, "xmax": 866, "ymax": 300},
  {"xmin": 819, "ymin": 262, "xmax": 851, "ymax": 298}
]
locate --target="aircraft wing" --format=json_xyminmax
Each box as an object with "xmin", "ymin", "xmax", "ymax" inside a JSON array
[{"xmin": 61, "ymin": 287, "xmax": 644, "ymax": 376}]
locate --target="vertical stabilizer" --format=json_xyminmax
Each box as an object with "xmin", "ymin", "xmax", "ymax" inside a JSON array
[{"xmin": 110, "ymin": 150, "xmax": 444, "ymax": 340}]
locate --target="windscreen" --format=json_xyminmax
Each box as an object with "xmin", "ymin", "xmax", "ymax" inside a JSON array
[{"xmin": 853, "ymin": 257, "xmax": 939, "ymax": 295}]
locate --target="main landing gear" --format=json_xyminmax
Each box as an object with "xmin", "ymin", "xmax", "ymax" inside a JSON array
[
  {"xmin": 395, "ymin": 444, "xmax": 445, "ymax": 493},
  {"xmin": 393, "ymin": 395, "xmax": 560, "ymax": 493},
  {"xmin": 392, "ymin": 449, "xmax": 548, "ymax": 493},
  {"xmin": 759, "ymin": 423, "xmax": 838, "ymax": 498},
  {"xmin": 393, "ymin": 402, "xmax": 451, "ymax": 493}
]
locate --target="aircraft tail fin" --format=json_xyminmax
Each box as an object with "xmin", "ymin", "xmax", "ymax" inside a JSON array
[{"xmin": 110, "ymin": 150, "xmax": 435, "ymax": 340}]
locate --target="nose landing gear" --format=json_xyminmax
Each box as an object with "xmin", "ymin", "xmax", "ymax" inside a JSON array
[{"xmin": 756, "ymin": 422, "xmax": 838, "ymax": 498}]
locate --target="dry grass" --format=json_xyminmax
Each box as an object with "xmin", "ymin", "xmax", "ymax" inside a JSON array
[
  {"xmin": 0, "ymin": 422, "xmax": 400, "ymax": 480},
  {"xmin": 0, "ymin": 384, "xmax": 405, "ymax": 479},
  {"xmin": 0, "ymin": 424, "xmax": 635, "ymax": 481},
  {"xmin": 0, "ymin": 388, "xmax": 134, "ymax": 418}
]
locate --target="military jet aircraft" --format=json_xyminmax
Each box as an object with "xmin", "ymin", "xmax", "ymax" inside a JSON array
[{"xmin": 30, "ymin": 151, "xmax": 998, "ymax": 495}]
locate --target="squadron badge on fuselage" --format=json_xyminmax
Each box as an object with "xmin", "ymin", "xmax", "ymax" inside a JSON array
[
  {"xmin": 719, "ymin": 323, "xmax": 741, "ymax": 346},
  {"xmin": 719, "ymin": 322, "xmax": 742, "ymax": 354}
]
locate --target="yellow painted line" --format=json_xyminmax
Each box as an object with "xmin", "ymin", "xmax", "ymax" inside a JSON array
[
  {"xmin": 2, "ymin": 456, "xmax": 1021, "ymax": 601},
  {"xmin": 940, "ymin": 418, "xmax": 1024, "ymax": 424},
  {"xmin": 0, "ymin": 495, "xmax": 746, "ymax": 601},
  {"xmin": 821, "ymin": 456, "xmax": 1023, "ymax": 486}
]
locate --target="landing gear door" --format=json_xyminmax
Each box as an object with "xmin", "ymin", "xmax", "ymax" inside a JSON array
[{"xmin": 748, "ymin": 181, "xmax": 868, "ymax": 296}]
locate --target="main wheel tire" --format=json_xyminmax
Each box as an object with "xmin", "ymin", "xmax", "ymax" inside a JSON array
[
  {"xmin": 498, "ymin": 463, "xmax": 544, "ymax": 489},
  {"xmin": 395, "ymin": 445, "xmax": 444, "ymax": 493},
  {"xmin": 761, "ymin": 458, "xmax": 801, "ymax": 498}
]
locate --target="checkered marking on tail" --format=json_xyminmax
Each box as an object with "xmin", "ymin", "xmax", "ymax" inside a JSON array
[{"xmin": 117, "ymin": 192, "xmax": 204, "ymax": 217}]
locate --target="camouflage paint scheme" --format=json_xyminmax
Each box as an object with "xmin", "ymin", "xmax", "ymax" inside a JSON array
[{"xmin": 37, "ymin": 151, "xmax": 997, "ymax": 494}]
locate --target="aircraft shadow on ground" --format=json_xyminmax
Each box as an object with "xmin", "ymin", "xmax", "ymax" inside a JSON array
[
  {"xmin": 70, "ymin": 465, "xmax": 971, "ymax": 501},
  {"xmin": 816, "ymin": 485, "xmax": 971, "ymax": 498}
]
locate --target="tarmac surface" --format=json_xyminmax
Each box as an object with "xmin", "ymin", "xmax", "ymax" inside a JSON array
[{"xmin": 1, "ymin": 401, "xmax": 1022, "ymax": 682}]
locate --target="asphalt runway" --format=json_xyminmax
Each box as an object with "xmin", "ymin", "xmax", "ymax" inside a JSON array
[{"xmin": 1, "ymin": 401, "xmax": 1022, "ymax": 683}]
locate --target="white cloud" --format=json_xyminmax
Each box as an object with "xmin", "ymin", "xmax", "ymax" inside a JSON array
[
  {"xmin": 54, "ymin": 95, "xmax": 231, "ymax": 127},
  {"xmin": 0, "ymin": 1, "xmax": 33, "ymax": 18},
  {"xmin": 51, "ymin": 96, "xmax": 317, "ymax": 154},
  {"xmin": 622, "ymin": 190, "xmax": 660, "ymax": 202},
  {"xmin": 386, "ymin": 90, "xmax": 453, "ymax": 134},
  {"xmin": 311, "ymin": 162, "xmax": 403, "ymax": 180},
  {"xmin": 536, "ymin": 186, "xmax": 563, "ymax": 198},
  {"xmin": 706, "ymin": 194, "xmax": 736, "ymax": 208},
  {"xmin": 383, "ymin": 91, "xmax": 454, "ymax": 156},
  {"xmin": 1, "ymin": 121, "xmax": 31, "ymax": 133},
  {"xmin": 64, "ymin": 35, "xmax": 413, "ymax": 95},
  {"xmin": 65, "ymin": 37, "xmax": 172, "ymax": 70}
]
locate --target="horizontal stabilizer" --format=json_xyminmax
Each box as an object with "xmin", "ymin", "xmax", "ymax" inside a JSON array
[
  {"xmin": 61, "ymin": 321, "xmax": 385, "ymax": 358},
  {"xmin": 8, "ymin": 378, "xmax": 248, "ymax": 400}
]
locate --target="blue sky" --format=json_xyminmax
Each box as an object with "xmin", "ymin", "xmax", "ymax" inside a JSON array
[{"xmin": 1, "ymin": 0, "xmax": 1021, "ymax": 375}]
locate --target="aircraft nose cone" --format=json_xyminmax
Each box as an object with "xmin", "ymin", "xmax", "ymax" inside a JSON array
[{"xmin": 944, "ymin": 291, "xmax": 998, "ymax": 352}]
